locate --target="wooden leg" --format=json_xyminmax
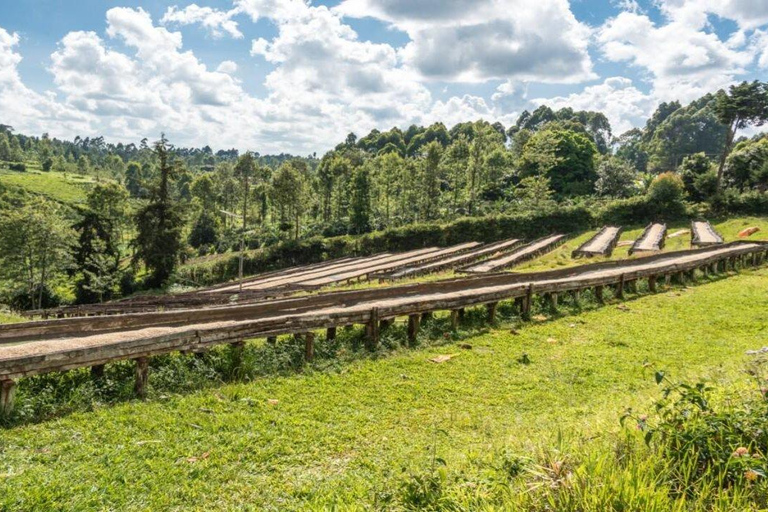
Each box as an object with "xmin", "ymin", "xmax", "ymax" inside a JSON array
[
  {"xmin": 594, "ymin": 285, "xmax": 604, "ymax": 304},
  {"xmin": 326, "ymin": 327, "xmax": 336, "ymax": 341},
  {"xmin": 450, "ymin": 310, "xmax": 460, "ymax": 330},
  {"xmin": 572, "ymin": 289, "xmax": 581, "ymax": 305},
  {"xmin": 366, "ymin": 308, "xmax": 380, "ymax": 351},
  {"xmin": 548, "ymin": 293, "xmax": 558, "ymax": 310},
  {"xmin": 407, "ymin": 314, "xmax": 420, "ymax": 345},
  {"xmin": 304, "ymin": 332, "xmax": 315, "ymax": 362},
  {"xmin": 91, "ymin": 364, "xmax": 105, "ymax": 380},
  {"xmin": 616, "ymin": 275, "xmax": 625, "ymax": 299},
  {"xmin": 134, "ymin": 357, "xmax": 149, "ymax": 399},
  {"xmin": 648, "ymin": 276, "xmax": 657, "ymax": 293},
  {"xmin": 230, "ymin": 340, "xmax": 245, "ymax": 367},
  {"xmin": 523, "ymin": 284, "xmax": 534, "ymax": 320},
  {"xmin": 0, "ymin": 380, "xmax": 16, "ymax": 417},
  {"xmin": 486, "ymin": 302, "xmax": 498, "ymax": 323}
]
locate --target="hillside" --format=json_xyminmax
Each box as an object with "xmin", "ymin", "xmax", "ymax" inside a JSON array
[{"xmin": 1, "ymin": 264, "xmax": 766, "ymax": 509}]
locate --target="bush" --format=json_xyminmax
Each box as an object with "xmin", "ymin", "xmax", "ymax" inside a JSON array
[
  {"xmin": 8, "ymin": 162, "xmax": 26, "ymax": 172},
  {"xmin": 6, "ymin": 285, "xmax": 60, "ymax": 311},
  {"xmin": 598, "ymin": 194, "xmax": 689, "ymax": 225}
]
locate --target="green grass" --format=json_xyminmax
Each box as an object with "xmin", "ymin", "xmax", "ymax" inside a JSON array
[
  {"xmin": 0, "ymin": 169, "xmax": 100, "ymax": 205},
  {"xmin": 1, "ymin": 266, "xmax": 767, "ymax": 510}
]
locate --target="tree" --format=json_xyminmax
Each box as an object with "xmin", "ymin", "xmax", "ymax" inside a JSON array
[
  {"xmin": 723, "ymin": 137, "xmax": 768, "ymax": 191},
  {"xmin": 420, "ymin": 141, "xmax": 442, "ymax": 220},
  {"xmin": 87, "ymin": 182, "xmax": 129, "ymax": 245},
  {"xmin": 349, "ymin": 167, "xmax": 371, "ymax": 235},
  {"xmin": 271, "ymin": 163, "xmax": 307, "ymax": 240},
  {"xmin": 648, "ymin": 172, "xmax": 686, "ymax": 209},
  {"xmin": 188, "ymin": 212, "xmax": 219, "ymax": 250},
  {"xmin": 73, "ymin": 211, "xmax": 121, "ymax": 303},
  {"xmin": 678, "ymin": 153, "xmax": 714, "ymax": 200},
  {"xmin": 594, "ymin": 157, "xmax": 637, "ymax": 198},
  {"xmin": 133, "ymin": 135, "xmax": 185, "ymax": 288},
  {"xmin": 0, "ymin": 198, "xmax": 74, "ymax": 310},
  {"xmin": 511, "ymin": 176, "xmax": 556, "ymax": 212},
  {"xmin": 713, "ymin": 81, "xmax": 768, "ymax": 189},
  {"xmin": 125, "ymin": 161, "xmax": 144, "ymax": 198},
  {"xmin": 520, "ymin": 128, "xmax": 598, "ymax": 196}
]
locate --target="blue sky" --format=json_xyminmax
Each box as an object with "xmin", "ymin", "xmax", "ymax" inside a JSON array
[{"xmin": 1, "ymin": 0, "xmax": 767, "ymax": 154}]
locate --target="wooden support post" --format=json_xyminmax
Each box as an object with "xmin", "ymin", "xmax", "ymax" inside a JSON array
[
  {"xmin": 407, "ymin": 314, "xmax": 420, "ymax": 345},
  {"xmin": 304, "ymin": 332, "xmax": 315, "ymax": 362},
  {"xmin": 677, "ymin": 271, "xmax": 685, "ymax": 284},
  {"xmin": 366, "ymin": 307, "xmax": 380, "ymax": 351},
  {"xmin": 572, "ymin": 289, "xmax": 581, "ymax": 305},
  {"xmin": 91, "ymin": 364, "xmax": 105, "ymax": 380},
  {"xmin": 522, "ymin": 284, "xmax": 534, "ymax": 320},
  {"xmin": 450, "ymin": 310, "xmax": 460, "ymax": 330},
  {"xmin": 616, "ymin": 274, "xmax": 625, "ymax": 299},
  {"xmin": 648, "ymin": 275, "xmax": 657, "ymax": 293},
  {"xmin": 326, "ymin": 326, "xmax": 337, "ymax": 341},
  {"xmin": 134, "ymin": 357, "xmax": 149, "ymax": 399},
  {"xmin": 548, "ymin": 293, "xmax": 558, "ymax": 310},
  {"xmin": 458, "ymin": 308, "xmax": 466, "ymax": 320},
  {"xmin": 267, "ymin": 336, "xmax": 277, "ymax": 345},
  {"xmin": 0, "ymin": 380, "xmax": 16, "ymax": 417},
  {"xmin": 594, "ymin": 285, "xmax": 604, "ymax": 304},
  {"xmin": 664, "ymin": 274, "xmax": 671, "ymax": 287},
  {"xmin": 486, "ymin": 302, "xmax": 498, "ymax": 323},
  {"xmin": 230, "ymin": 340, "xmax": 245, "ymax": 364}
]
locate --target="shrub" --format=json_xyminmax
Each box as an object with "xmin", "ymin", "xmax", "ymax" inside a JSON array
[{"xmin": 8, "ymin": 162, "xmax": 26, "ymax": 172}]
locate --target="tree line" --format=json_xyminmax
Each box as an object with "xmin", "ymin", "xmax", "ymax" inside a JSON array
[{"xmin": 0, "ymin": 81, "xmax": 766, "ymax": 309}]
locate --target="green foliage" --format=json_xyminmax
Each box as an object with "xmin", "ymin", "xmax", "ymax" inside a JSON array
[
  {"xmin": 594, "ymin": 156, "xmax": 638, "ymax": 197},
  {"xmin": 133, "ymin": 136, "xmax": 185, "ymax": 288},
  {"xmin": 188, "ymin": 211, "xmax": 220, "ymax": 250},
  {"xmin": 349, "ymin": 167, "xmax": 371, "ymax": 235},
  {"xmin": 648, "ymin": 172, "xmax": 686, "ymax": 208},
  {"xmin": 0, "ymin": 197, "xmax": 74, "ymax": 310},
  {"xmin": 520, "ymin": 127, "xmax": 598, "ymax": 196},
  {"xmin": 73, "ymin": 211, "xmax": 121, "ymax": 304},
  {"xmin": 725, "ymin": 137, "xmax": 768, "ymax": 191}
]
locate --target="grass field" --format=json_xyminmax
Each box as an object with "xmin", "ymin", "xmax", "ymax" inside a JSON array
[
  {"xmin": 0, "ymin": 168, "xmax": 98, "ymax": 205},
  {"xmin": 1, "ymin": 264, "xmax": 767, "ymax": 510}
]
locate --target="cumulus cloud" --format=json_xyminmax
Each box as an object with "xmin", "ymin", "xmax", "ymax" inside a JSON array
[
  {"xmin": 597, "ymin": 10, "xmax": 753, "ymax": 102},
  {"xmin": 0, "ymin": 27, "xmax": 90, "ymax": 137},
  {"xmin": 162, "ymin": 4, "xmax": 243, "ymax": 39},
  {"xmin": 335, "ymin": 0, "xmax": 595, "ymax": 83}
]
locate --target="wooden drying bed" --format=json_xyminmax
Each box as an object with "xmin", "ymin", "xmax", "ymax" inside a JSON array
[
  {"xmin": 629, "ymin": 223, "xmax": 667, "ymax": 255},
  {"xmin": 458, "ymin": 234, "xmax": 566, "ymax": 273},
  {"xmin": 379, "ymin": 238, "xmax": 523, "ymax": 281},
  {"xmin": 691, "ymin": 220, "xmax": 724, "ymax": 247},
  {"xmin": 572, "ymin": 226, "xmax": 623, "ymax": 258},
  {"xmin": 1, "ymin": 241, "xmax": 765, "ymax": 414}
]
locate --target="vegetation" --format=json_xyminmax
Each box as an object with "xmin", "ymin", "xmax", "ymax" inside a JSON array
[
  {"xmin": 1, "ymin": 265, "xmax": 767, "ymax": 509},
  {"xmin": 0, "ymin": 82, "xmax": 767, "ymax": 306}
]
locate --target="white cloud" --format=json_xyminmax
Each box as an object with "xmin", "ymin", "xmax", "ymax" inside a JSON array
[
  {"xmin": 162, "ymin": 4, "xmax": 243, "ymax": 39},
  {"xmin": 0, "ymin": 27, "xmax": 91, "ymax": 137},
  {"xmin": 335, "ymin": 0, "xmax": 596, "ymax": 84},
  {"xmin": 531, "ymin": 77, "xmax": 655, "ymax": 135},
  {"xmin": 657, "ymin": 0, "xmax": 768, "ymax": 30},
  {"xmin": 597, "ymin": 11, "xmax": 753, "ymax": 102}
]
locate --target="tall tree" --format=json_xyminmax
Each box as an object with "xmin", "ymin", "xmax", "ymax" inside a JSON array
[
  {"xmin": 349, "ymin": 167, "xmax": 371, "ymax": 234},
  {"xmin": 713, "ymin": 81, "xmax": 768, "ymax": 189},
  {"xmin": 133, "ymin": 135, "xmax": 184, "ymax": 288},
  {"xmin": 0, "ymin": 198, "xmax": 73, "ymax": 310}
]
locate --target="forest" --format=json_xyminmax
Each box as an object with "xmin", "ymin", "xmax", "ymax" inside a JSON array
[{"xmin": 0, "ymin": 80, "xmax": 767, "ymax": 310}]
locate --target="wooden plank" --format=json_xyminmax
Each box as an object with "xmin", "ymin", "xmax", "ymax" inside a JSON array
[{"xmin": 134, "ymin": 357, "xmax": 149, "ymax": 399}]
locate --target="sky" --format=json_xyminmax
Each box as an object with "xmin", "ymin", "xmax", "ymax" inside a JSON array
[{"xmin": 1, "ymin": 0, "xmax": 767, "ymax": 155}]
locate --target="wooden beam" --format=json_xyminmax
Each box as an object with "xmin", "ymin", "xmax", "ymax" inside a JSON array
[
  {"xmin": 134, "ymin": 357, "xmax": 149, "ymax": 399},
  {"xmin": 407, "ymin": 314, "xmax": 420, "ymax": 345},
  {"xmin": 326, "ymin": 326, "xmax": 336, "ymax": 341},
  {"xmin": 0, "ymin": 380, "xmax": 16, "ymax": 417}
]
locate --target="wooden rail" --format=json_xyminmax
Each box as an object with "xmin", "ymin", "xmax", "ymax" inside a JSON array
[{"xmin": 0, "ymin": 241, "xmax": 766, "ymax": 415}]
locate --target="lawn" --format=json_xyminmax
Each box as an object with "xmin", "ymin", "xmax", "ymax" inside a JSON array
[
  {"xmin": 0, "ymin": 169, "xmax": 99, "ymax": 205},
  {"xmin": 1, "ymin": 266, "xmax": 767, "ymax": 510}
]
